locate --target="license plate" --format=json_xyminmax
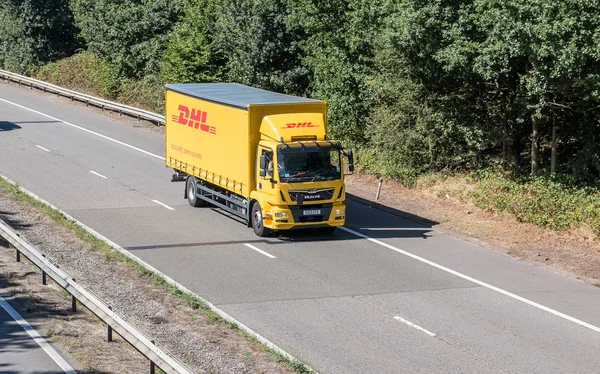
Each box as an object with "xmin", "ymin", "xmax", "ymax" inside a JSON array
[{"xmin": 303, "ymin": 209, "xmax": 321, "ymax": 215}]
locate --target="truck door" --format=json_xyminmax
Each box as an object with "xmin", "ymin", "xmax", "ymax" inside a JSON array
[{"xmin": 256, "ymin": 146, "xmax": 276, "ymax": 201}]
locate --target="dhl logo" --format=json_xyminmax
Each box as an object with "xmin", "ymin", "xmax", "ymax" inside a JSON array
[
  {"xmin": 282, "ymin": 122, "xmax": 319, "ymax": 129},
  {"xmin": 172, "ymin": 105, "xmax": 216, "ymax": 135}
]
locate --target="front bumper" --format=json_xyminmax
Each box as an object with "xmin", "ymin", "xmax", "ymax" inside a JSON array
[{"xmin": 266, "ymin": 202, "xmax": 345, "ymax": 230}]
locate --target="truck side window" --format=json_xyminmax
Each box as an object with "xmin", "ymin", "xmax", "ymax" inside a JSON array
[{"xmin": 262, "ymin": 150, "xmax": 274, "ymax": 177}]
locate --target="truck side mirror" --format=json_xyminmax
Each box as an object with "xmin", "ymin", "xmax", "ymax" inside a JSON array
[
  {"xmin": 260, "ymin": 155, "xmax": 267, "ymax": 170},
  {"xmin": 347, "ymin": 150, "xmax": 355, "ymax": 173}
]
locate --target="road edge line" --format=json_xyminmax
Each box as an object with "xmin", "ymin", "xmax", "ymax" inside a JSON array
[{"xmin": 0, "ymin": 294, "xmax": 77, "ymax": 374}]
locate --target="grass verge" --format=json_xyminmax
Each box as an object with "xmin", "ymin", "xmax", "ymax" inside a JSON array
[
  {"xmin": 0, "ymin": 176, "xmax": 311, "ymax": 373},
  {"xmin": 415, "ymin": 168, "xmax": 600, "ymax": 238}
]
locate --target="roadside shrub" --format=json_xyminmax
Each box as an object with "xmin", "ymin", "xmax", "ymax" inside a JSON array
[
  {"xmin": 471, "ymin": 169, "xmax": 600, "ymax": 236},
  {"xmin": 35, "ymin": 52, "xmax": 116, "ymax": 98},
  {"xmin": 117, "ymin": 75, "xmax": 165, "ymax": 114},
  {"xmin": 35, "ymin": 52, "xmax": 165, "ymax": 114}
]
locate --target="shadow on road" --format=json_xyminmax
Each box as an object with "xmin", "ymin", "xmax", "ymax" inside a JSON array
[
  {"xmin": 126, "ymin": 192, "xmax": 440, "ymax": 249},
  {"xmin": 275, "ymin": 193, "xmax": 438, "ymax": 242},
  {"xmin": 342, "ymin": 193, "xmax": 438, "ymax": 240},
  {"xmin": 0, "ymin": 121, "xmax": 21, "ymax": 131}
]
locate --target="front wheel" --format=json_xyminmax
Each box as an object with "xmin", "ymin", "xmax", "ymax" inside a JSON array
[{"xmin": 251, "ymin": 202, "xmax": 271, "ymax": 237}]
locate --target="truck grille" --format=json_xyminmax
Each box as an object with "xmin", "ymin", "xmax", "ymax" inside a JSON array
[{"xmin": 288, "ymin": 188, "xmax": 335, "ymax": 203}]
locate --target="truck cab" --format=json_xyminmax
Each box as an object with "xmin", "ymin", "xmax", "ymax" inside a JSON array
[{"xmin": 249, "ymin": 113, "xmax": 353, "ymax": 236}]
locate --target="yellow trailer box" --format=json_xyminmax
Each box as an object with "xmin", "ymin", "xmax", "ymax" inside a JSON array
[{"xmin": 165, "ymin": 83, "xmax": 327, "ymax": 198}]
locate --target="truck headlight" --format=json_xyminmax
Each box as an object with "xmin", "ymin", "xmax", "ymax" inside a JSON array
[
  {"xmin": 336, "ymin": 209, "xmax": 345, "ymax": 215},
  {"xmin": 275, "ymin": 212, "xmax": 288, "ymax": 218}
]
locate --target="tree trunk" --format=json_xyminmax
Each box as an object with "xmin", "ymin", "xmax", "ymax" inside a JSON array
[
  {"xmin": 551, "ymin": 116, "xmax": 557, "ymax": 175},
  {"xmin": 531, "ymin": 116, "xmax": 540, "ymax": 176}
]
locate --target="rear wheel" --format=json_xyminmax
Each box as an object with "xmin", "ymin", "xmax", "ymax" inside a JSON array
[
  {"xmin": 251, "ymin": 202, "xmax": 271, "ymax": 237},
  {"xmin": 186, "ymin": 177, "xmax": 206, "ymax": 207}
]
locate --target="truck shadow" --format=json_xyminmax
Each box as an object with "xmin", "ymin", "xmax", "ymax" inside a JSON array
[
  {"xmin": 0, "ymin": 121, "xmax": 21, "ymax": 131},
  {"xmin": 340, "ymin": 193, "xmax": 438, "ymax": 240}
]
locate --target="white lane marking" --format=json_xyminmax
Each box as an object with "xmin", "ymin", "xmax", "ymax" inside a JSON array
[
  {"xmin": 394, "ymin": 316, "xmax": 436, "ymax": 337},
  {"xmin": 340, "ymin": 226, "xmax": 600, "ymax": 334},
  {"xmin": 0, "ymin": 295, "xmax": 77, "ymax": 374},
  {"xmin": 151, "ymin": 199, "xmax": 175, "ymax": 211},
  {"xmin": 244, "ymin": 243, "xmax": 276, "ymax": 259},
  {"xmin": 89, "ymin": 171, "xmax": 108, "ymax": 179},
  {"xmin": 36, "ymin": 145, "xmax": 50, "ymax": 152},
  {"xmin": 0, "ymin": 98, "xmax": 164, "ymax": 161}
]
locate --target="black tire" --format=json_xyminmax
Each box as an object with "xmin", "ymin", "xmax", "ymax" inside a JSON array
[
  {"xmin": 251, "ymin": 202, "xmax": 271, "ymax": 237},
  {"xmin": 186, "ymin": 177, "xmax": 205, "ymax": 207}
]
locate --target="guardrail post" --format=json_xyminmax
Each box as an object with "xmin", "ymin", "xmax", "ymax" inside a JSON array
[
  {"xmin": 42, "ymin": 271, "xmax": 47, "ymax": 285},
  {"xmin": 376, "ymin": 178, "xmax": 383, "ymax": 200},
  {"xmin": 150, "ymin": 361, "xmax": 156, "ymax": 374},
  {"xmin": 16, "ymin": 250, "xmax": 20, "ymax": 262},
  {"xmin": 72, "ymin": 295, "xmax": 77, "ymax": 312},
  {"xmin": 107, "ymin": 324, "xmax": 113, "ymax": 342}
]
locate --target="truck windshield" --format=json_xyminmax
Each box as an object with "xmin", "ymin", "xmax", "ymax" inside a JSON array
[{"xmin": 277, "ymin": 147, "xmax": 341, "ymax": 182}]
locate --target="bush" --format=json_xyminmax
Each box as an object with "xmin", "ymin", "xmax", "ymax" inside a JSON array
[
  {"xmin": 35, "ymin": 52, "xmax": 165, "ymax": 113},
  {"xmin": 471, "ymin": 169, "xmax": 600, "ymax": 235},
  {"xmin": 117, "ymin": 75, "xmax": 165, "ymax": 114},
  {"xmin": 35, "ymin": 52, "xmax": 116, "ymax": 98}
]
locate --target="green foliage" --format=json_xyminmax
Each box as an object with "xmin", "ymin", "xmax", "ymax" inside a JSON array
[
  {"xmin": 471, "ymin": 169, "xmax": 600, "ymax": 235},
  {"xmin": 161, "ymin": 0, "xmax": 224, "ymax": 84},
  {"xmin": 35, "ymin": 52, "xmax": 115, "ymax": 97},
  {"xmin": 0, "ymin": 0, "xmax": 80, "ymax": 73},
  {"xmin": 215, "ymin": 0, "xmax": 309, "ymax": 95},
  {"xmin": 35, "ymin": 52, "xmax": 164, "ymax": 113},
  {"xmin": 70, "ymin": 0, "xmax": 183, "ymax": 79},
  {"xmin": 290, "ymin": 0, "xmax": 384, "ymax": 143},
  {"xmin": 117, "ymin": 75, "xmax": 165, "ymax": 113}
]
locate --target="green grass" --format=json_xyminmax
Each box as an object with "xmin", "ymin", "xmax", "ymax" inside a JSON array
[
  {"xmin": 470, "ymin": 169, "xmax": 600, "ymax": 236},
  {"xmin": 406, "ymin": 168, "xmax": 600, "ymax": 237},
  {"xmin": 0, "ymin": 177, "xmax": 311, "ymax": 373}
]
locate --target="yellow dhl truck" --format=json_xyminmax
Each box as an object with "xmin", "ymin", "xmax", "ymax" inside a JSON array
[{"xmin": 165, "ymin": 83, "xmax": 354, "ymax": 236}]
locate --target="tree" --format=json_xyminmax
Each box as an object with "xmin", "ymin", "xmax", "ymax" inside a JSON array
[
  {"xmin": 0, "ymin": 0, "xmax": 80, "ymax": 73},
  {"xmin": 70, "ymin": 0, "xmax": 183, "ymax": 79},
  {"xmin": 214, "ymin": 0, "xmax": 309, "ymax": 95},
  {"xmin": 290, "ymin": 0, "xmax": 384, "ymax": 143},
  {"xmin": 161, "ymin": 0, "xmax": 225, "ymax": 84}
]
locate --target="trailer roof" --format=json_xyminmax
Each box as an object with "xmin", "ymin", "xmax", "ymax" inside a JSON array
[{"xmin": 167, "ymin": 83, "xmax": 322, "ymax": 109}]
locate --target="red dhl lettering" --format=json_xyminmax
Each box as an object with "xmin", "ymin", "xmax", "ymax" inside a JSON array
[
  {"xmin": 282, "ymin": 122, "xmax": 317, "ymax": 129},
  {"xmin": 171, "ymin": 105, "xmax": 216, "ymax": 135}
]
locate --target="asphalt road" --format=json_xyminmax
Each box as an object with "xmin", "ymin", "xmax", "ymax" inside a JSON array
[{"xmin": 2, "ymin": 81, "xmax": 600, "ymax": 373}]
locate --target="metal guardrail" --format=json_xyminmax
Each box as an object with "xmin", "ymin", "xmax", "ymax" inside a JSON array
[
  {"xmin": 0, "ymin": 219, "xmax": 195, "ymax": 374},
  {"xmin": 0, "ymin": 69, "xmax": 166, "ymax": 125}
]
